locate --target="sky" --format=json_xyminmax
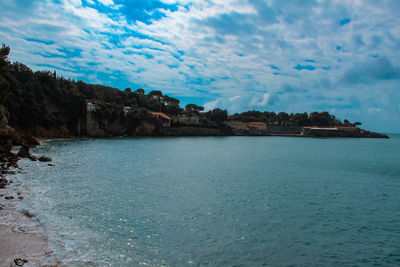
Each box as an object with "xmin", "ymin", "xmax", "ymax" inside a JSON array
[{"xmin": 1, "ymin": 0, "xmax": 400, "ymax": 132}]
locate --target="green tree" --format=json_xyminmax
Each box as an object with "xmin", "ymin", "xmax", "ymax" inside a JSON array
[
  {"xmin": 135, "ymin": 88, "xmax": 145, "ymax": 95},
  {"xmin": 0, "ymin": 44, "xmax": 10, "ymax": 103},
  {"xmin": 185, "ymin": 104, "xmax": 204, "ymax": 115},
  {"xmin": 124, "ymin": 88, "xmax": 132, "ymax": 93},
  {"xmin": 204, "ymin": 108, "xmax": 228, "ymax": 122}
]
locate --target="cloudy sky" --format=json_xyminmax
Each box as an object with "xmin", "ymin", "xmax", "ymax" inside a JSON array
[{"xmin": 1, "ymin": 0, "xmax": 400, "ymax": 132}]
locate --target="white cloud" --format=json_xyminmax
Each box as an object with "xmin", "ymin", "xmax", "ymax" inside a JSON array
[
  {"xmin": 204, "ymin": 99, "xmax": 220, "ymax": 111},
  {"xmin": 97, "ymin": 0, "xmax": 114, "ymax": 6},
  {"xmin": 0, "ymin": 0, "xmax": 399, "ymax": 131},
  {"xmin": 368, "ymin": 107, "xmax": 382, "ymax": 113},
  {"xmin": 251, "ymin": 93, "xmax": 272, "ymax": 107},
  {"xmin": 229, "ymin": 95, "xmax": 241, "ymax": 101}
]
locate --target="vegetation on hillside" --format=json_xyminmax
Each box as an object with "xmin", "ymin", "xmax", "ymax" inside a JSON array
[{"xmin": 0, "ymin": 44, "xmax": 359, "ymax": 136}]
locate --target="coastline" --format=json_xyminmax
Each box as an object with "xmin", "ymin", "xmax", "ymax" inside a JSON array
[
  {"xmin": 0, "ymin": 178, "xmax": 59, "ymax": 267},
  {"xmin": 0, "ymin": 137, "xmax": 60, "ymax": 267}
]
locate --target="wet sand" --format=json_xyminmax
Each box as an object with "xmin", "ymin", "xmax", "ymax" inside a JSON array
[{"xmin": 0, "ymin": 179, "xmax": 59, "ymax": 267}]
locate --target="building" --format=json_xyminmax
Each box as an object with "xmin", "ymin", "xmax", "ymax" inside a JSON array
[
  {"xmin": 87, "ymin": 100, "xmax": 100, "ymax": 112},
  {"xmin": 248, "ymin": 122, "xmax": 267, "ymax": 131},
  {"xmin": 337, "ymin": 126, "xmax": 357, "ymax": 132},
  {"xmin": 226, "ymin": 121, "xmax": 268, "ymax": 135},
  {"xmin": 226, "ymin": 121, "xmax": 249, "ymax": 131},
  {"xmin": 301, "ymin": 126, "xmax": 359, "ymax": 137},
  {"xmin": 173, "ymin": 115, "xmax": 199, "ymax": 125},
  {"xmin": 86, "ymin": 100, "xmax": 101, "ymax": 131},
  {"xmin": 150, "ymin": 112, "xmax": 171, "ymax": 127},
  {"xmin": 123, "ymin": 106, "xmax": 140, "ymax": 116}
]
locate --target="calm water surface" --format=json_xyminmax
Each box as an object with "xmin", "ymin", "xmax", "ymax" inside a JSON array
[{"xmin": 15, "ymin": 135, "xmax": 400, "ymax": 266}]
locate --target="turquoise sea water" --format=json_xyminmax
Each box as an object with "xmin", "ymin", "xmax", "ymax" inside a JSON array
[{"xmin": 15, "ymin": 135, "xmax": 400, "ymax": 266}]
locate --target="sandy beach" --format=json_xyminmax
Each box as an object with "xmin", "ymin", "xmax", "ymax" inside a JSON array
[{"xmin": 0, "ymin": 174, "xmax": 58, "ymax": 267}]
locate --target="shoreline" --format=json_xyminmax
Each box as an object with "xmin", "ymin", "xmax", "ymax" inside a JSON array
[
  {"xmin": 0, "ymin": 171, "xmax": 59, "ymax": 267},
  {"xmin": 0, "ymin": 136, "xmax": 61, "ymax": 267}
]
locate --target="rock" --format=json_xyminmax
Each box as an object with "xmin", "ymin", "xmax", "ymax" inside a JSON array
[
  {"xmin": 24, "ymin": 133, "xmax": 40, "ymax": 147},
  {"xmin": 135, "ymin": 121, "xmax": 156, "ymax": 136},
  {"xmin": 21, "ymin": 209, "xmax": 34, "ymax": 218},
  {"xmin": 18, "ymin": 195, "xmax": 24, "ymax": 200},
  {"xmin": 38, "ymin": 155, "xmax": 52, "ymax": 162},
  {"xmin": 0, "ymin": 178, "xmax": 8, "ymax": 189},
  {"xmin": 7, "ymin": 126, "xmax": 24, "ymax": 146},
  {"xmin": 14, "ymin": 258, "xmax": 28, "ymax": 266},
  {"xmin": 28, "ymin": 155, "xmax": 37, "ymax": 161},
  {"xmin": 0, "ymin": 108, "xmax": 8, "ymax": 136},
  {"xmin": 48, "ymin": 163, "xmax": 55, "ymax": 166},
  {"xmin": 0, "ymin": 176, "xmax": 8, "ymax": 189},
  {"xmin": 5, "ymin": 196, "xmax": 14, "ymax": 200},
  {"xmin": 17, "ymin": 145, "xmax": 30, "ymax": 158},
  {"xmin": 7, "ymin": 161, "xmax": 18, "ymax": 168}
]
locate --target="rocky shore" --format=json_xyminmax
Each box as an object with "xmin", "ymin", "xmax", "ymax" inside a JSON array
[{"xmin": 0, "ymin": 116, "xmax": 60, "ymax": 266}]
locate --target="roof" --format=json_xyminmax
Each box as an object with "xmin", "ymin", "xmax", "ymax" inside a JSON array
[
  {"xmin": 248, "ymin": 122, "xmax": 266, "ymax": 125},
  {"xmin": 149, "ymin": 112, "xmax": 171, "ymax": 120}
]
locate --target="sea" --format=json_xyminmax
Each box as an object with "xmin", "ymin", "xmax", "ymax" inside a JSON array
[{"xmin": 12, "ymin": 135, "xmax": 400, "ymax": 266}]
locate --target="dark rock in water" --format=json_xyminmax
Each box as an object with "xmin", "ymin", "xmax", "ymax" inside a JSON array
[
  {"xmin": 17, "ymin": 145, "xmax": 30, "ymax": 158},
  {"xmin": 28, "ymin": 155, "xmax": 37, "ymax": 161},
  {"xmin": 21, "ymin": 209, "xmax": 34, "ymax": 218},
  {"xmin": 48, "ymin": 163, "xmax": 55, "ymax": 166},
  {"xmin": 14, "ymin": 258, "xmax": 28, "ymax": 266},
  {"xmin": 7, "ymin": 161, "xmax": 19, "ymax": 168},
  {"xmin": 38, "ymin": 155, "xmax": 52, "ymax": 162},
  {"xmin": 5, "ymin": 196, "xmax": 14, "ymax": 199},
  {"xmin": 0, "ymin": 175, "xmax": 8, "ymax": 188}
]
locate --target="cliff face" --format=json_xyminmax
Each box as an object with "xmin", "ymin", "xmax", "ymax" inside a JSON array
[
  {"xmin": 135, "ymin": 122, "xmax": 156, "ymax": 136},
  {"xmin": 0, "ymin": 112, "xmax": 12, "ymax": 152},
  {"xmin": 301, "ymin": 127, "xmax": 389, "ymax": 138}
]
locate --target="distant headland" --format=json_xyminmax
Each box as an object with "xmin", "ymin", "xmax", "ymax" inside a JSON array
[{"xmin": 0, "ymin": 44, "xmax": 388, "ymax": 146}]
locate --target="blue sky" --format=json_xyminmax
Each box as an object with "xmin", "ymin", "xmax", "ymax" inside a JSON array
[{"xmin": 1, "ymin": 0, "xmax": 400, "ymax": 132}]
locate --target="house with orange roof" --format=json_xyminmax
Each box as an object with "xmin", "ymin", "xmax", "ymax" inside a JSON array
[{"xmin": 149, "ymin": 112, "xmax": 171, "ymax": 127}]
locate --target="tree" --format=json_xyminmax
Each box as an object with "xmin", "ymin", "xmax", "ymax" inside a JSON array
[
  {"xmin": 11, "ymin": 62, "xmax": 33, "ymax": 83},
  {"xmin": 277, "ymin": 112, "xmax": 289, "ymax": 125},
  {"xmin": 204, "ymin": 108, "xmax": 228, "ymax": 122},
  {"xmin": 309, "ymin": 111, "xmax": 336, "ymax": 126},
  {"xmin": 163, "ymin": 95, "xmax": 182, "ymax": 115},
  {"xmin": 289, "ymin": 112, "xmax": 309, "ymax": 126},
  {"xmin": 135, "ymin": 88, "xmax": 145, "ymax": 95},
  {"xmin": 185, "ymin": 104, "xmax": 204, "ymax": 115},
  {"xmin": 0, "ymin": 44, "xmax": 10, "ymax": 63},
  {"xmin": 0, "ymin": 44, "xmax": 10, "ymax": 103},
  {"xmin": 124, "ymin": 88, "xmax": 132, "ymax": 93},
  {"xmin": 354, "ymin": 122, "xmax": 362, "ymax": 127},
  {"xmin": 148, "ymin": 90, "xmax": 163, "ymax": 101}
]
